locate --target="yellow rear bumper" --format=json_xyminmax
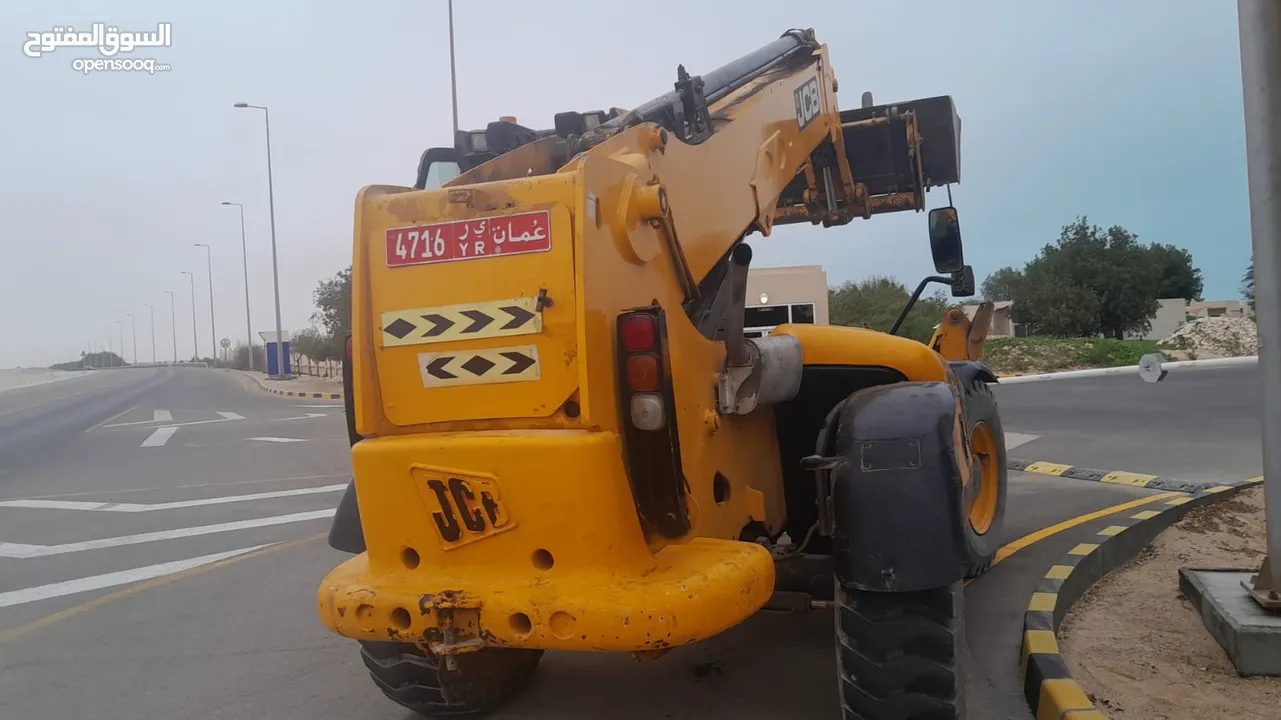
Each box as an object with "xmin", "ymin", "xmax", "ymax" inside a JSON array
[
  {"xmin": 317, "ymin": 537, "xmax": 774, "ymax": 652},
  {"xmin": 314, "ymin": 428, "xmax": 775, "ymax": 653}
]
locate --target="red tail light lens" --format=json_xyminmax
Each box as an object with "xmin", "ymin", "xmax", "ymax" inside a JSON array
[
  {"xmin": 620, "ymin": 314, "xmax": 656, "ymax": 351},
  {"xmin": 625, "ymin": 353, "xmax": 660, "ymax": 391}
]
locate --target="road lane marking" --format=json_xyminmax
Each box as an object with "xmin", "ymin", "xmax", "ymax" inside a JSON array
[
  {"xmin": 272, "ymin": 413, "xmax": 327, "ymax": 421},
  {"xmin": 0, "ymin": 533, "xmax": 325, "ymax": 644},
  {"xmin": 964, "ymin": 491, "xmax": 1185, "ymax": 587},
  {"xmin": 1004, "ymin": 432, "xmax": 1039, "ymax": 450},
  {"xmin": 89, "ymin": 404, "xmax": 138, "ymax": 430},
  {"xmin": 0, "ymin": 483, "xmax": 347, "ymax": 512},
  {"xmin": 249, "ymin": 436, "xmax": 308, "ymax": 443},
  {"xmin": 1, "ymin": 472, "xmax": 350, "ymax": 501},
  {"xmin": 140, "ymin": 426, "xmax": 177, "ymax": 447},
  {"xmin": 218, "ymin": 411, "xmax": 246, "ymax": 420},
  {"xmin": 0, "ymin": 509, "xmax": 336, "ymax": 558},
  {"xmin": 154, "ymin": 409, "xmax": 172, "ymax": 422},
  {"xmin": 0, "ymin": 544, "xmax": 274, "ymax": 608}
]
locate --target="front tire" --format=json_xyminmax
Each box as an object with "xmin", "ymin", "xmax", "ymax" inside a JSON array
[
  {"xmin": 359, "ymin": 641, "xmax": 543, "ymax": 718},
  {"xmin": 835, "ymin": 581, "xmax": 967, "ymax": 720},
  {"xmin": 959, "ymin": 378, "xmax": 1007, "ymax": 577}
]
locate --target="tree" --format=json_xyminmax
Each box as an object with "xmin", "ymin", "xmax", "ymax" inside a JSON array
[
  {"xmin": 1006, "ymin": 217, "xmax": 1195, "ymax": 339},
  {"xmin": 828, "ymin": 275, "xmax": 949, "ymax": 343},
  {"xmin": 1244, "ymin": 257, "xmax": 1255, "ymax": 312},
  {"xmin": 313, "ymin": 267, "xmax": 352, "ymax": 343},
  {"xmin": 980, "ymin": 266, "xmax": 1024, "ymax": 302}
]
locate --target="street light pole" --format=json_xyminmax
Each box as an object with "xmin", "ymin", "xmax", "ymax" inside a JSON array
[
  {"xmin": 145, "ymin": 303, "xmax": 156, "ymax": 364},
  {"xmin": 115, "ymin": 320, "xmax": 124, "ymax": 365},
  {"xmin": 181, "ymin": 271, "xmax": 199, "ymax": 361},
  {"xmin": 221, "ymin": 201, "xmax": 254, "ymax": 371},
  {"xmin": 126, "ymin": 313, "xmax": 137, "ymax": 366},
  {"xmin": 1239, "ymin": 0, "xmax": 1281, "ymax": 602},
  {"xmin": 163, "ymin": 290, "xmax": 178, "ymax": 363},
  {"xmin": 194, "ymin": 243, "xmax": 217, "ymax": 366},
  {"xmin": 234, "ymin": 102, "xmax": 286, "ymax": 379},
  {"xmin": 104, "ymin": 327, "xmax": 113, "ymax": 367},
  {"xmin": 448, "ymin": 0, "xmax": 459, "ymax": 134}
]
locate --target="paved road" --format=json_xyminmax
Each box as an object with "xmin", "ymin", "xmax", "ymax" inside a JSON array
[
  {"xmin": 993, "ymin": 365, "xmax": 1262, "ymax": 483},
  {"xmin": 0, "ymin": 368, "xmax": 1227, "ymax": 719}
]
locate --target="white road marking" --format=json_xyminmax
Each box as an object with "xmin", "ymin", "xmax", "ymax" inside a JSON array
[
  {"xmin": 0, "ymin": 544, "xmax": 274, "ymax": 608},
  {"xmin": 0, "ymin": 509, "xmax": 336, "ymax": 558},
  {"xmin": 248, "ymin": 436, "xmax": 308, "ymax": 443},
  {"xmin": 218, "ymin": 411, "xmax": 246, "ymax": 420},
  {"xmin": 1004, "ymin": 432, "xmax": 1040, "ymax": 450},
  {"xmin": 0, "ymin": 483, "xmax": 347, "ymax": 512},
  {"xmin": 140, "ymin": 426, "xmax": 178, "ymax": 448},
  {"xmin": 153, "ymin": 409, "xmax": 172, "ymax": 422},
  {"xmin": 272, "ymin": 413, "xmax": 327, "ymax": 421}
]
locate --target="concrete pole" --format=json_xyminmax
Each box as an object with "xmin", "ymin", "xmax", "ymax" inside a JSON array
[
  {"xmin": 1239, "ymin": 0, "xmax": 1281, "ymax": 598},
  {"xmin": 448, "ymin": 0, "xmax": 459, "ymax": 135}
]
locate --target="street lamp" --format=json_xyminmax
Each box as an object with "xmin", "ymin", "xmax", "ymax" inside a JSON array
[
  {"xmin": 163, "ymin": 290, "xmax": 178, "ymax": 363},
  {"xmin": 144, "ymin": 303, "xmax": 156, "ymax": 364},
  {"xmin": 194, "ymin": 243, "xmax": 217, "ymax": 366},
  {"xmin": 115, "ymin": 320, "xmax": 124, "ymax": 365},
  {"xmin": 221, "ymin": 201, "xmax": 254, "ymax": 371},
  {"xmin": 104, "ymin": 326, "xmax": 113, "ymax": 367},
  {"xmin": 233, "ymin": 102, "xmax": 286, "ymax": 379},
  {"xmin": 448, "ymin": 0, "xmax": 459, "ymax": 134},
  {"xmin": 180, "ymin": 271, "xmax": 199, "ymax": 361},
  {"xmin": 126, "ymin": 313, "xmax": 137, "ymax": 366}
]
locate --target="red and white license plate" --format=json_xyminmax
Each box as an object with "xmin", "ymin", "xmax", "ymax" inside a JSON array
[{"xmin": 385, "ymin": 210, "xmax": 552, "ymax": 268}]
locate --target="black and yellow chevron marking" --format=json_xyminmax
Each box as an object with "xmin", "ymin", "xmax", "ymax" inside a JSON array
[
  {"xmin": 1018, "ymin": 479, "xmax": 1264, "ymax": 720},
  {"xmin": 265, "ymin": 388, "xmax": 343, "ymax": 399},
  {"xmin": 381, "ymin": 297, "xmax": 542, "ymax": 348},
  {"xmin": 418, "ymin": 344, "xmax": 540, "ymax": 388}
]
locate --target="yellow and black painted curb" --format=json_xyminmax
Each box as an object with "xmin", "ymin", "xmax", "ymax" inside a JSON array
[
  {"xmin": 1018, "ymin": 477, "xmax": 1265, "ymax": 719},
  {"xmin": 1007, "ymin": 458, "xmax": 1262, "ymax": 495},
  {"xmin": 242, "ymin": 372, "xmax": 344, "ymax": 400}
]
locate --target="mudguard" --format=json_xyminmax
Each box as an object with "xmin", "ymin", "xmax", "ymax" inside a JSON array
[
  {"xmin": 830, "ymin": 381, "xmax": 969, "ymax": 592},
  {"xmin": 328, "ymin": 336, "xmax": 367, "ymax": 554},
  {"xmin": 948, "ymin": 359, "xmax": 998, "ymax": 388}
]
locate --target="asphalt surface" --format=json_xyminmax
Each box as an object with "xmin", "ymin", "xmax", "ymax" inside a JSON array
[
  {"xmin": 0, "ymin": 366, "xmax": 1251, "ymax": 719},
  {"xmin": 993, "ymin": 365, "xmax": 1262, "ymax": 483}
]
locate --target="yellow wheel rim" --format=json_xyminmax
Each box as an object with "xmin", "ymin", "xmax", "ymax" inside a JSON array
[{"xmin": 968, "ymin": 421, "xmax": 999, "ymax": 535}]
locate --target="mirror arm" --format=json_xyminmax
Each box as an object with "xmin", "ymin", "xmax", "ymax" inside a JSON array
[{"xmin": 890, "ymin": 275, "xmax": 952, "ymax": 336}]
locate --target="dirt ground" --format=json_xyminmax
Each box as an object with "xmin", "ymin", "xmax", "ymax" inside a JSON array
[{"xmin": 1060, "ymin": 487, "xmax": 1281, "ymax": 718}]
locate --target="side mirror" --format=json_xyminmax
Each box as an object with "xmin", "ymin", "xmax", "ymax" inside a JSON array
[
  {"xmin": 950, "ymin": 265, "xmax": 976, "ymax": 298},
  {"xmin": 928, "ymin": 206, "xmax": 965, "ymax": 274}
]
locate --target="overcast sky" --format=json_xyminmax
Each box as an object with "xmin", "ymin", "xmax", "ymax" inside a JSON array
[{"xmin": 0, "ymin": 1, "xmax": 1250, "ymax": 368}]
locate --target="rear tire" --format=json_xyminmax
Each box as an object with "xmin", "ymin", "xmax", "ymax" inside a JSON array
[
  {"xmin": 835, "ymin": 581, "xmax": 967, "ymax": 720},
  {"xmin": 359, "ymin": 641, "xmax": 543, "ymax": 718}
]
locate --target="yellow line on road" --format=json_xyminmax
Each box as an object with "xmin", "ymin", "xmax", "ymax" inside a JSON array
[
  {"xmin": 965, "ymin": 491, "xmax": 1184, "ymax": 587},
  {"xmin": 0, "ymin": 533, "xmax": 327, "ymax": 645}
]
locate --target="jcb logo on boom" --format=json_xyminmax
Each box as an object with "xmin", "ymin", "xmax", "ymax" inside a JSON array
[{"xmin": 794, "ymin": 76, "xmax": 822, "ymax": 131}]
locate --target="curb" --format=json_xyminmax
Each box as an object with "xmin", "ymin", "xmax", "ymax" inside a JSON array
[
  {"xmin": 1018, "ymin": 477, "xmax": 1266, "ymax": 719},
  {"xmin": 240, "ymin": 371, "xmax": 344, "ymax": 400},
  {"xmin": 1007, "ymin": 457, "xmax": 1262, "ymax": 494}
]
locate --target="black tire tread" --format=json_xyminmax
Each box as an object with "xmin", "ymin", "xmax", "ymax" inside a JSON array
[
  {"xmin": 836, "ymin": 583, "xmax": 965, "ymax": 720},
  {"xmin": 359, "ymin": 641, "xmax": 543, "ymax": 718}
]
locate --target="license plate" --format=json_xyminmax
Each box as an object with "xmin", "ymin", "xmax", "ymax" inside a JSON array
[
  {"xmin": 386, "ymin": 210, "xmax": 552, "ymax": 268},
  {"xmin": 411, "ymin": 466, "xmax": 515, "ymax": 549}
]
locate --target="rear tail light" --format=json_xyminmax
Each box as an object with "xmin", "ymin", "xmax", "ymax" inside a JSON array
[{"xmin": 615, "ymin": 306, "xmax": 689, "ymax": 538}]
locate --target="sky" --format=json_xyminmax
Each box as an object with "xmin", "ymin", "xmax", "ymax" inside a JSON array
[{"xmin": 0, "ymin": 1, "xmax": 1252, "ymax": 368}]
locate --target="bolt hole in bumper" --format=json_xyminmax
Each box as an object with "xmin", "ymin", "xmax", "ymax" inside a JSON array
[{"xmin": 316, "ymin": 431, "xmax": 776, "ymax": 654}]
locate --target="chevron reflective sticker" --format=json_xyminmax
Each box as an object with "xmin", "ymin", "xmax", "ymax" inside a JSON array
[
  {"xmin": 380, "ymin": 297, "xmax": 542, "ymax": 348},
  {"xmin": 418, "ymin": 345, "xmax": 540, "ymax": 388}
]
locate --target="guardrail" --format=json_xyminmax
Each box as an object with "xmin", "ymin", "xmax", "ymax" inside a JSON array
[
  {"xmin": 83, "ymin": 362, "xmax": 210, "ymax": 369},
  {"xmin": 997, "ymin": 354, "xmax": 1257, "ymax": 385}
]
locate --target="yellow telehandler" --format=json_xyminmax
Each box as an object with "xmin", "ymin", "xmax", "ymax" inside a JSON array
[{"xmin": 318, "ymin": 27, "xmax": 1005, "ymax": 719}]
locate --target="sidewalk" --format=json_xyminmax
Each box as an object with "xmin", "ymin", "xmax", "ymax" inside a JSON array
[{"xmin": 238, "ymin": 370, "xmax": 344, "ymax": 400}]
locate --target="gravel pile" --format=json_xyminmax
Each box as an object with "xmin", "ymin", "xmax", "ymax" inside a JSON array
[{"xmin": 1161, "ymin": 316, "xmax": 1258, "ymax": 358}]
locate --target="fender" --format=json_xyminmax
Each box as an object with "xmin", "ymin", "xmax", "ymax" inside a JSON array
[
  {"xmin": 829, "ymin": 381, "xmax": 969, "ymax": 592},
  {"xmin": 948, "ymin": 359, "xmax": 998, "ymax": 388}
]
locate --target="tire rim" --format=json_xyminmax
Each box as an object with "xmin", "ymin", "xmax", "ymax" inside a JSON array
[{"xmin": 968, "ymin": 420, "xmax": 999, "ymax": 535}]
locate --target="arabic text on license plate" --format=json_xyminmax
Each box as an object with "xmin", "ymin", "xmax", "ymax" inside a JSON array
[{"xmin": 386, "ymin": 210, "xmax": 551, "ymax": 268}]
